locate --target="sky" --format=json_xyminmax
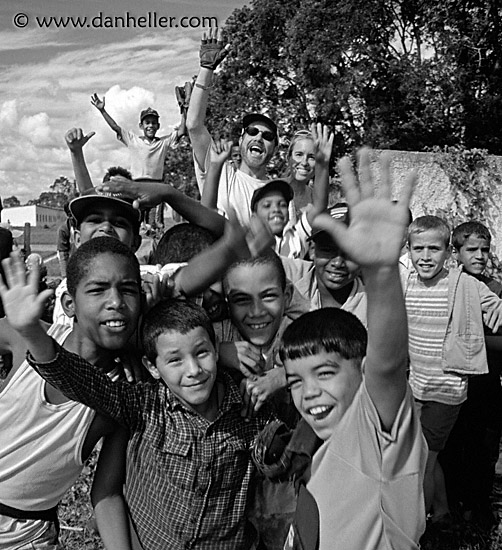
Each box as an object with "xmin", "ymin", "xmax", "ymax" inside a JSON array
[{"xmin": 0, "ymin": 0, "xmax": 248, "ymax": 203}]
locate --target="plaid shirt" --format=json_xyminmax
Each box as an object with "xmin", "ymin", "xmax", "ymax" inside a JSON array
[{"xmin": 28, "ymin": 342, "xmax": 272, "ymax": 549}]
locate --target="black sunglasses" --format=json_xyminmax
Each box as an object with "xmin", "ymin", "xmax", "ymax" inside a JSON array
[{"xmin": 244, "ymin": 126, "xmax": 276, "ymax": 142}]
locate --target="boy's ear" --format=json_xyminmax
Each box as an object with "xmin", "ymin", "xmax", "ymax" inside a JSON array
[
  {"xmin": 142, "ymin": 356, "xmax": 160, "ymax": 380},
  {"xmin": 284, "ymin": 281, "xmax": 294, "ymax": 309},
  {"xmin": 61, "ymin": 291, "xmax": 76, "ymax": 318},
  {"xmin": 73, "ymin": 229, "xmax": 82, "ymax": 249}
]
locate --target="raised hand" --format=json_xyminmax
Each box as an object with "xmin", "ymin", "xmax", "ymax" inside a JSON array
[
  {"xmin": 199, "ymin": 28, "xmax": 229, "ymax": 70},
  {"xmin": 0, "ymin": 253, "xmax": 53, "ymax": 335},
  {"xmin": 311, "ymin": 122, "xmax": 334, "ymax": 166},
  {"xmin": 90, "ymin": 93, "xmax": 105, "ymax": 111},
  {"xmin": 65, "ymin": 127, "xmax": 96, "ymax": 152},
  {"xmin": 209, "ymin": 138, "xmax": 233, "ymax": 165},
  {"xmin": 175, "ymin": 81, "xmax": 193, "ymax": 113},
  {"xmin": 313, "ymin": 148, "xmax": 416, "ymax": 269}
]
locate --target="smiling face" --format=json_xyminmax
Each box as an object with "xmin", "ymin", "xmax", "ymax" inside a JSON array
[
  {"xmin": 408, "ymin": 229, "xmax": 450, "ymax": 281},
  {"xmin": 225, "ymin": 263, "xmax": 291, "ymax": 348},
  {"xmin": 144, "ymin": 327, "xmax": 218, "ymax": 418},
  {"xmin": 288, "ymin": 137, "xmax": 316, "ymax": 184},
  {"xmin": 455, "ymin": 235, "xmax": 490, "ymax": 276},
  {"xmin": 74, "ymin": 204, "xmax": 139, "ymax": 251},
  {"xmin": 254, "ymin": 191, "xmax": 290, "ymax": 236},
  {"xmin": 313, "ymin": 236, "xmax": 359, "ymax": 292},
  {"xmin": 64, "ymin": 253, "xmax": 141, "ymax": 354},
  {"xmin": 139, "ymin": 115, "xmax": 160, "ymax": 139},
  {"xmin": 240, "ymin": 123, "xmax": 276, "ymax": 171},
  {"xmin": 285, "ymin": 349, "xmax": 362, "ymax": 440}
]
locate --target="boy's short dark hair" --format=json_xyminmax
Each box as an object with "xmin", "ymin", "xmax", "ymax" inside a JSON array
[
  {"xmin": 67, "ymin": 236, "xmax": 140, "ymax": 296},
  {"xmin": 452, "ymin": 221, "xmax": 491, "ymax": 250},
  {"xmin": 222, "ymin": 250, "xmax": 287, "ymax": 294},
  {"xmin": 407, "ymin": 215, "xmax": 450, "ymax": 247},
  {"xmin": 151, "ymin": 223, "xmax": 216, "ymax": 265},
  {"xmin": 279, "ymin": 308, "xmax": 367, "ymax": 364},
  {"xmin": 142, "ymin": 299, "xmax": 216, "ymax": 363},
  {"xmin": 102, "ymin": 166, "xmax": 133, "ymax": 183}
]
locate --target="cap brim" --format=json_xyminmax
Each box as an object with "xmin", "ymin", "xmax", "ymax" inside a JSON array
[{"xmin": 69, "ymin": 194, "xmax": 141, "ymax": 229}]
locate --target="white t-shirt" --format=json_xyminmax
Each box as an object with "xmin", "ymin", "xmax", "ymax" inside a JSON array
[
  {"xmin": 119, "ymin": 129, "xmax": 178, "ymax": 180},
  {"xmin": 194, "ymin": 148, "xmax": 266, "ymax": 227}
]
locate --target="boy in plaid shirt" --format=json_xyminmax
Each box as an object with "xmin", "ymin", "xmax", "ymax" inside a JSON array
[{"xmin": 1, "ymin": 255, "xmax": 274, "ymax": 550}]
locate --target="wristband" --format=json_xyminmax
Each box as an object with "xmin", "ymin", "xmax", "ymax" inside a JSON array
[{"xmin": 195, "ymin": 83, "xmax": 213, "ymax": 91}]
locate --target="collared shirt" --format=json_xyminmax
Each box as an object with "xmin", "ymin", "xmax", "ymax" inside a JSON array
[{"xmin": 28, "ymin": 343, "xmax": 271, "ymax": 550}]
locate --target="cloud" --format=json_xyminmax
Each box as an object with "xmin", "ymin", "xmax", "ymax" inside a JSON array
[{"xmin": 0, "ymin": 30, "xmax": 199, "ymax": 203}]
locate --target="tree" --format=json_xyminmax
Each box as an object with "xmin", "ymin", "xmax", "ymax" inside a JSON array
[
  {"xmin": 209, "ymin": 0, "xmax": 502, "ymax": 156},
  {"xmin": 3, "ymin": 196, "xmax": 20, "ymax": 208},
  {"xmin": 50, "ymin": 176, "xmax": 77, "ymax": 199}
]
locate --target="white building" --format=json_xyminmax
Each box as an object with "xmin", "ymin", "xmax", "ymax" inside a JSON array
[{"xmin": 0, "ymin": 205, "xmax": 66, "ymax": 227}]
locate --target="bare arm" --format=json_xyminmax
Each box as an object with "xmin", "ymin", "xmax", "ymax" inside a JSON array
[
  {"xmin": 65, "ymin": 128, "xmax": 95, "ymax": 193},
  {"xmin": 175, "ymin": 212, "xmax": 274, "ymax": 296},
  {"xmin": 98, "ymin": 177, "xmax": 226, "ymax": 237},
  {"xmin": 91, "ymin": 429, "xmax": 133, "ymax": 550},
  {"xmin": 306, "ymin": 123, "xmax": 333, "ymax": 226},
  {"xmin": 201, "ymin": 139, "xmax": 232, "ymax": 210},
  {"xmin": 91, "ymin": 94, "xmax": 122, "ymax": 139},
  {"xmin": 314, "ymin": 150, "xmax": 416, "ymax": 431},
  {"xmin": 186, "ymin": 29, "xmax": 229, "ymax": 170}
]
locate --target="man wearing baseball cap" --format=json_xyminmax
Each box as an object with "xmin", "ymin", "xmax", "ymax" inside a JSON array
[{"xmin": 186, "ymin": 28, "xmax": 279, "ymax": 226}]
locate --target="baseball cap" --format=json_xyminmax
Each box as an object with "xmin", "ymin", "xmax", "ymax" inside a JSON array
[
  {"xmin": 140, "ymin": 107, "xmax": 159, "ymax": 123},
  {"xmin": 309, "ymin": 203, "xmax": 349, "ymax": 241},
  {"xmin": 251, "ymin": 179, "xmax": 294, "ymax": 212},
  {"xmin": 68, "ymin": 188, "xmax": 141, "ymax": 231},
  {"xmin": 242, "ymin": 113, "xmax": 278, "ymax": 141}
]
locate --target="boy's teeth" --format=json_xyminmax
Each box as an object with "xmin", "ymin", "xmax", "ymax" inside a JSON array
[
  {"xmin": 250, "ymin": 323, "xmax": 268, "ymax": 329},
  {"xmin": 105, "ymin": 320, "xmax": 125, "ymax": 327},
  {"xmin": 309, "ymin": 405, "xmax": 331, "ymax": 416}
]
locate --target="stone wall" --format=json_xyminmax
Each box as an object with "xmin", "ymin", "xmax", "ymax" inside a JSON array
[{"xmin": 367, "ymin": 150, "xmax": 502, "ymax": 255}]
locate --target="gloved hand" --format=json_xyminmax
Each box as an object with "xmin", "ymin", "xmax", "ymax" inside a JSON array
[
  {"xmin": 175, "ymin": 81, "xmax": 193, "ymax": 113},
  {"xmin": 199, "ymin": 29, "xmax": 229, "ymax": 70}
]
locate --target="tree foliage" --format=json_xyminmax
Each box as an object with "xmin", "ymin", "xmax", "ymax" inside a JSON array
[
  {"xmin": 207, "ymin": 0, "xmax": 502, "ymax": 157},
  {"xmin": 3, "ymin": 196, "xmax": 20, "ymax": 208}
]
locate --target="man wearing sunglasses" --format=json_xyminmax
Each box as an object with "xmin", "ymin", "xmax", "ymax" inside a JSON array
[{"xmin": 187, "ymin": 29, "xmax": 279, "ymax": 226}]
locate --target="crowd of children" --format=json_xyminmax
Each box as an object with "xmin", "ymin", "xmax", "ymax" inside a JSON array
[{"xmin": 1, "ymin": 26, "xmax": 502, "ymax": 550}]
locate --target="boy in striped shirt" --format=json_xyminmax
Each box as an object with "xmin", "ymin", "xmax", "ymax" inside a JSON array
[{"xmin": 404, "ymin": 215, "xmax": 502, "ymax": 530}]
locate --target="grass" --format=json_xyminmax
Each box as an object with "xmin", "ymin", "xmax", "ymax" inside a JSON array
[{"xmin": 59, "ymin": 452, "xmax": 502, "ymax": 550}]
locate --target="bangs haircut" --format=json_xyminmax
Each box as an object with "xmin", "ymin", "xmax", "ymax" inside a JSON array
[
  {"xmin": 66, "ymin": 236, "xmax": 140, "ymax": 297},
  {"xmin": 222, "ymin": 249, "xmax": 287, "ymax": 294},
  {"xmin": 142, "ymin": 299, "xmax": 216, "ymax": 363},
  {"xmin": 452, "ymin": 221, "xmax": 491, "ymax": 250},
  {"xmin": 407, "ymin": 215, "xmax": 450, "ymax": 247},
  {"xmin": 279, "ymin": 308, "xmax": 367, "ymax": 363}
]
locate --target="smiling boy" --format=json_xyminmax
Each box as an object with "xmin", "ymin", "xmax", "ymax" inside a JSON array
[
  {"xmin": 2, "ymin": 291, "xmax": 276, "ymax": 549},
  {"xmin": 0, "ymin": 238, "xmax": 141, "ymax": 549},
  {"xmin": 404, "ymin": 215, "xmax": 502, "ymax": 528},
  {"xmin": 274, "ymin": 150, "xmax": 426, "ymax": 550}
]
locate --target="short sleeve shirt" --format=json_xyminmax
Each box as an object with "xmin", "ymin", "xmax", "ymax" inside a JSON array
[
  {"xmin": 306, "ymin": 382, "xmax": 427, "ymax": 550},
  {"xmin": 119, "ymin": 129, "xmax": 178, "ymax": 180}
]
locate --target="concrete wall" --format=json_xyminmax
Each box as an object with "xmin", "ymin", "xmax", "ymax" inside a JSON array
[{"xmin": 368, "ymin": 150, "xmax": 502, "ymax": 255}]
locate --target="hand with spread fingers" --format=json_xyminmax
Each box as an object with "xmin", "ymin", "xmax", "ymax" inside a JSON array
[{"xmin": 313, "ymin": 148, "xmax": 416, "ymax": 270}]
